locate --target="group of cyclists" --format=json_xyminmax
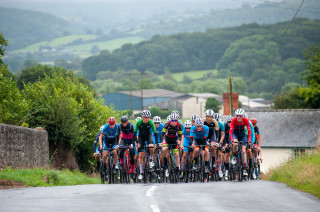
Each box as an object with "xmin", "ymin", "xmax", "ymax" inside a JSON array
[{"xmin": 93, "ymin": 108, "xmax": 263, "ymax": 183}]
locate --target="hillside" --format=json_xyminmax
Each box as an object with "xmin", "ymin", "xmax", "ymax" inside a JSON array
[{"xmin": 0, "ymin": 7, "xmax": 75, "ymax": 51}]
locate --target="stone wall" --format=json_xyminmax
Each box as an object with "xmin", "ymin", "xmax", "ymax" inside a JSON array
[{"xmin": 0, "ymin": 124, "xmax": 49, "ymax": 169}]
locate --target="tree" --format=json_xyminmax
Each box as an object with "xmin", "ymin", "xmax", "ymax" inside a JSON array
[
  {"xmin": 23, "ymin": 73, "xmax": 121, "ymax": 171},
  {"xmin": 0, "ymin": 34, "xmax": 29, "ymax": 125},
  {"xmin": 205, "ymin": 97, "xmax": 221, "ymax": 112},
  {"xmin": 91, "ymin": 45, "xmax": 100, "ymax": 55}
]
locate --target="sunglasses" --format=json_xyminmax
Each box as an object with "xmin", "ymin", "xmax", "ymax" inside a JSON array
[
  {"xmin": 237, "ymin": 115, "xmax": 243, "ymax": 118},
  {"xmin": 154, "ymin": 122, "xmax": 160, "ymax": 124},
  {"xmin": 171, "ymin": 120, "xmax": 178, "ymax": 122},
  {"xmin": 185, "ymin": 127, "xmax": 191, "ymax": 130},
  {"xmin": 227, "ymin": 121, "xmax": 231, "ymax": 123},
  {"xmin": 196, "ymin": 126, "xmax": 202, "ymax": 128}
]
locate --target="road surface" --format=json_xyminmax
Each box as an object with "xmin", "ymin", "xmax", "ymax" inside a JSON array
[{"xmin": 0, "ymin": 181, "xmax": 319, "ymax": 212}]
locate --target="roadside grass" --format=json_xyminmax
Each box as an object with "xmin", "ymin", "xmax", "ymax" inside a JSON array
[
  {"xmin": 0, "ymin": 168, "xmax": 100, "ymax": 187},
  {"xmin": 158, "ymin": 69, "xmax": 218, "ymax": 82},
  {"xmin": 263, "ymin": 147, "xmax": 320, "ymax": 199}
]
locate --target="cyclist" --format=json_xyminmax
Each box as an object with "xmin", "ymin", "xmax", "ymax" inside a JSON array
[
  {"xmin": 134, "ymin": 110, "xmax": 158, "ymax": 180},
  {"xmin": 214, "ymin": 113, "xmax": 226, "ymax": 178},
  {"xmin": 152, "ymin": 116, "xmax": 164, "ymax": 172},
  {"xmin": 251, "ymin": 118, "xmax": 262, "ymax": 175},
  {"xmin": 99, "ymin": 117, "xmax": 119, "ymax": 173},
  {"xmin": 203, "ymin": 109, "xmax": 219, "ymax": 171},
  {"xmin": 230, "ymin": 108, "xmax": 252, "ymax": 176},
  {"xmin": 117, "ymin": 115, "xmax": 135, "ymax": 175},
  {"xmin": 93, "ymin": 126, "xmax": 104, "ymax": 172},
  {"xmin": 180, "ymin": 120, "xmax": 193, "ymax": 179},
  {"xmin": 222, "ymin": 115, "xmax": 233, "ymax": 180},
  {"xmin": 243, "ymin": 113, "xmax": 256, "ymax": 179},
  {"xmin": 191, "ymin": 114, "xmax": 198, "ymax": 126},
  {"xmin": 191, "ymin": 117, "xmax": 210, "ymax": 173},
  {"xmin": 162, "ymin": 111, "xmax": 183, "ymax": 177}
]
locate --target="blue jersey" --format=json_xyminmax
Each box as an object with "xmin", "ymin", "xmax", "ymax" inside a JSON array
[
  {"xmin": 101, "ymin": 123, "xmax": 119, "ymax": 140},
  {"xmin": 182, "ymin": 128, "xmax": 191, "ymax": 144},
  {"xmin": 153, "ymin": 123, "xmax": 164, "ymax": 144},
  {"xmin": 249, "ymin": 121, "xmax": 255, "ymax": 144},
  {"xmin": 190, "ymin": 125, "xmax": 209, "ymax": 139},
  {"xmin": 93, "ymin": 132, "xmax": 103, "ymax": 152}
]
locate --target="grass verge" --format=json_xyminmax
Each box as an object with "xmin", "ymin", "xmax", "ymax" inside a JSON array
[
  {"xmin": 262, "ymin": 148, "xmax": 320, "ymax": 199},
  {"xmin": 0, "ymin": 168, "xmax": 100, "ymax": 188}
]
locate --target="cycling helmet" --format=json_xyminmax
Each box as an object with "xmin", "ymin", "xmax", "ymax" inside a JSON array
[
  {"xmin": 135, "ymin": 117, "xmax": 141, "ymax": 123},
  {"xmin": 108, "ymin": 117, "xmax": 116, "ymax": 125},
  {"xmin": 120, "ymin": 115, "xmax": 128, "ymax": 123},
  {"xmin": 167, "ymin": 115, "xmax": 171, "ymax": 122},
  {"xmin": 235, "ymin": 108, "xmax": 245, "ymax": 116},
  {"xmin": 250, "ymin": 118, "xmax": 257, "ymax": 124},
  {"xmin": 141, "ymin": 110, "xmax": 151, "ymax": 117},
  {"xmin": 195, "ymin": 117, "xmax": 204, "ymax": 126},
  {"xmin": 184, "ymin": 120, "xmax": 192, "ymax": 128},
  {"xmin": 170, "ymin": 112, "xmax": 179, "ymax": 121},
  {"xmin": 205, "ymin": 109, "xmax": 214, "ymax": 117},
  {"xmin": 214, "ymin": 113, "xmax": 220, "ymax": 121},
  {"xmin": 171, "ymin": 110, "xmax": 179, "ymax": 116},
  {"xmin": 100, "ymin": 126, "xmax": 104, "ymax": 131},
  {"xmin": 225, "ymin": 115, "xmax": 233, "ymax": 123},
  {"xmin": 191, "ymin": 114, "xmax": 198, "ymax": 121},
  {"xmin": 153, "ymin": 116, "xmax": 161, "ymax": 123}
]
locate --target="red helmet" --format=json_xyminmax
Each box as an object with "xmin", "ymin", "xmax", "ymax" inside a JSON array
[
  {"xmin": 250, "ymin": 118, "xmax": 257, "ymax": 124},
  {"xmin": 108, "ymin": 117, "xmax": 116, "ymax": 125}
]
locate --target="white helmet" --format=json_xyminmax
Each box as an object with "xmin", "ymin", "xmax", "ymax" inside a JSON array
[
  {"xmin": 171, "ymin": 110, "xmax": 179, "ymax": 116},
  {"xmin": 195, "ymin": 117, "xmax": 204, "ymax": 126},
  {"xmin": 214, "ymin": 113, "xmax": 220, "ymax": 121},
  {"xmin": 135, "ymin": 117, "xmax": 142, "ymax": 123},
  {"xmin": 225, "ymin": 115, "xmax": 233, "ymax": 122},
  {"xmin": 191, "ymin": 114, "xmax": 198, "ymax": 121},
  {"xmin": 167, "ymin": 115, "xmax": 171, "ymax": 122},
  {"xmin": 235, "ymin": 108, "xmax": 245, "ymax": 116},
  {"xmin": 153, "ymin": 116, "xmax": 161, "ymax": 123},
  {"xmin": 170, "ymin": 112, "xmax": 179, "ymax": 121},
  {"xmin": 100, "ymin": 126, "xmax": 104, "ymax": 131},
  {"xmin": 141, "ymin": 110, "xmax": 151, "ymax": 117},
  {"xmin": 205, "ymin": 109, "xmax": 214, "ymax": 117},
  {"xmin": 184, "ymin": 120, "xmax": 192, "ymax": 128}
]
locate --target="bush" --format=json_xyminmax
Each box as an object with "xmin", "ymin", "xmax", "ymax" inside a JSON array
[{"xmin": 23, "ymin": 73, "xmax": 121, "ymax": 171}]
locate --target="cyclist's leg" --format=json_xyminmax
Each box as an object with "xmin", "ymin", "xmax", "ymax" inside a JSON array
[
  {"xmin": 119, "ymin": 138, "xmax": 126, "ymax": 165},
  {"xmin": 137, "ymin": 137, "xmax": 146, "ymax": 175},
  {"xmin": 148, "ymin": 134, "xmax": 155, "ymax": 163},
  {"xmin": 162, "ymin": 139, "xmax": 169, "ymax": 169},
  {"xmin": 210, "ymin": 135, "xmax": 217, "ymax": 166}
]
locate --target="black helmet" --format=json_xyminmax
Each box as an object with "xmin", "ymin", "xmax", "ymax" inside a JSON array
[{"xmin": 120, "ymin": 115, "xmax": 129, "ymax": 123}]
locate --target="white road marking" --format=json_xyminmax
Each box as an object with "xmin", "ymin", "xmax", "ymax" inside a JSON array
[
  {"xmin": 146, "ymin": 185, "xmax": 157, "ymax": 197},
  {"xmin": 150, "ymin": 205, "xmax": 161, "ymax": 212}
]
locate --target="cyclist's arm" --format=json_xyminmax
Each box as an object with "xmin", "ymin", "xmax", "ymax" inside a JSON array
[
  {"xmin": 219, "ymin": 131, "xmax": 225, "ymax": 144},
  {"xmin": 99, "ymin": 133, "xmax": 104, "ymax": 150}
]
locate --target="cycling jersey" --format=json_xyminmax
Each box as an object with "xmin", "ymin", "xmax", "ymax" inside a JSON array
[
  {"xmin": 204, "ymin": 120, "xmax": 219, "ymax": 142},
  {"xmin": 134, "ymin": 119, "xmax": 157, "ymax": 138},
  {"xmin": 253, "ymin": 125, "xmax": 260, "ymax": 144},
  {"xmin": 190, "ymin": 125, "xmax": 209, "ymax": 140},
  {"xmin": 229, "ymin": 117, "xmax": 251, "ymax": 142},
  {"xmin": 162, "ymin": 121, "xmax": 183, "ymax": 139},
  {"xmin": 94, "ymin": 132, "xmax": 103, "ymax": 153},
  {"xmin": 101, "ymin": 123, "xmax": 119, "ymax": 151},
  {"xmin": 217, "ymin": 121, "xmax": 225, "ymax": 142},
  {"xmin": 224, "ymin": 123, "xmax": 231, "ymax": 144},
  {"xmin": 153, "ymin": 123, "xmax": 164, "ymax": 144},
  {"xmin": 117, "ymin": 122, "xmax": 134, "ymax": 140},
  {"xmin": 182, "ymin": 128, "xmax": 192, "ymax": 152}
]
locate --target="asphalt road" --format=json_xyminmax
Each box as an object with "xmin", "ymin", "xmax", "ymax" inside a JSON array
[{"xmin": 0, "ymin": 181, "xmax": 319, "ymax": 212}]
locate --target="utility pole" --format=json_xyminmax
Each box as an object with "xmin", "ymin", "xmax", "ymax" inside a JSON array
[
  {"xmin": 229, "ymin": 75, "xmax": 233, "ymax": 116},
  {"xmin": 125, "ymin": 72, "xmax": 144, "ymax": 113}
]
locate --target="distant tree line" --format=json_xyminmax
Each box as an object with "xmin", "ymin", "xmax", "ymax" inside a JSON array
[{"xmin": 81, "ymin": 18, "xmax": 320, "ymax": 96}]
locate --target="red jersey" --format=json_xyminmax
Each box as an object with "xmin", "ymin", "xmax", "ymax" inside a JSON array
[{"xmin": 229, "ymin": 117, "xmax": 251, "ymax": 142}]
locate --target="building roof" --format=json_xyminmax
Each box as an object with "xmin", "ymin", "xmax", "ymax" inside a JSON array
[
  {"xmin": 118, "ymin": 89, "xmax": 184, "ymax": 98},
  {"xmin": 239, "ymin": 95, "xmax": 271, "ymax": 108},
  {"xmin": 247, "ymin": 110, "xmax": 320, "ymax": 148},
  {"xmin": 188, "ymin": 93, "xmax": 223, "ymax": 103}
]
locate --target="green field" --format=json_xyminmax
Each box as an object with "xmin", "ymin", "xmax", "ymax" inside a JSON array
[
  {"xmin": 69, "ymin": 36, "xmax": 144, "ymax": 52},
  {"xmin": 158, "ymin": 69, "xmax": 218, "ymax": 82},
  {"xmin": 12, "ymin": 35, "xmax": 144, "ymax": 56}
]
